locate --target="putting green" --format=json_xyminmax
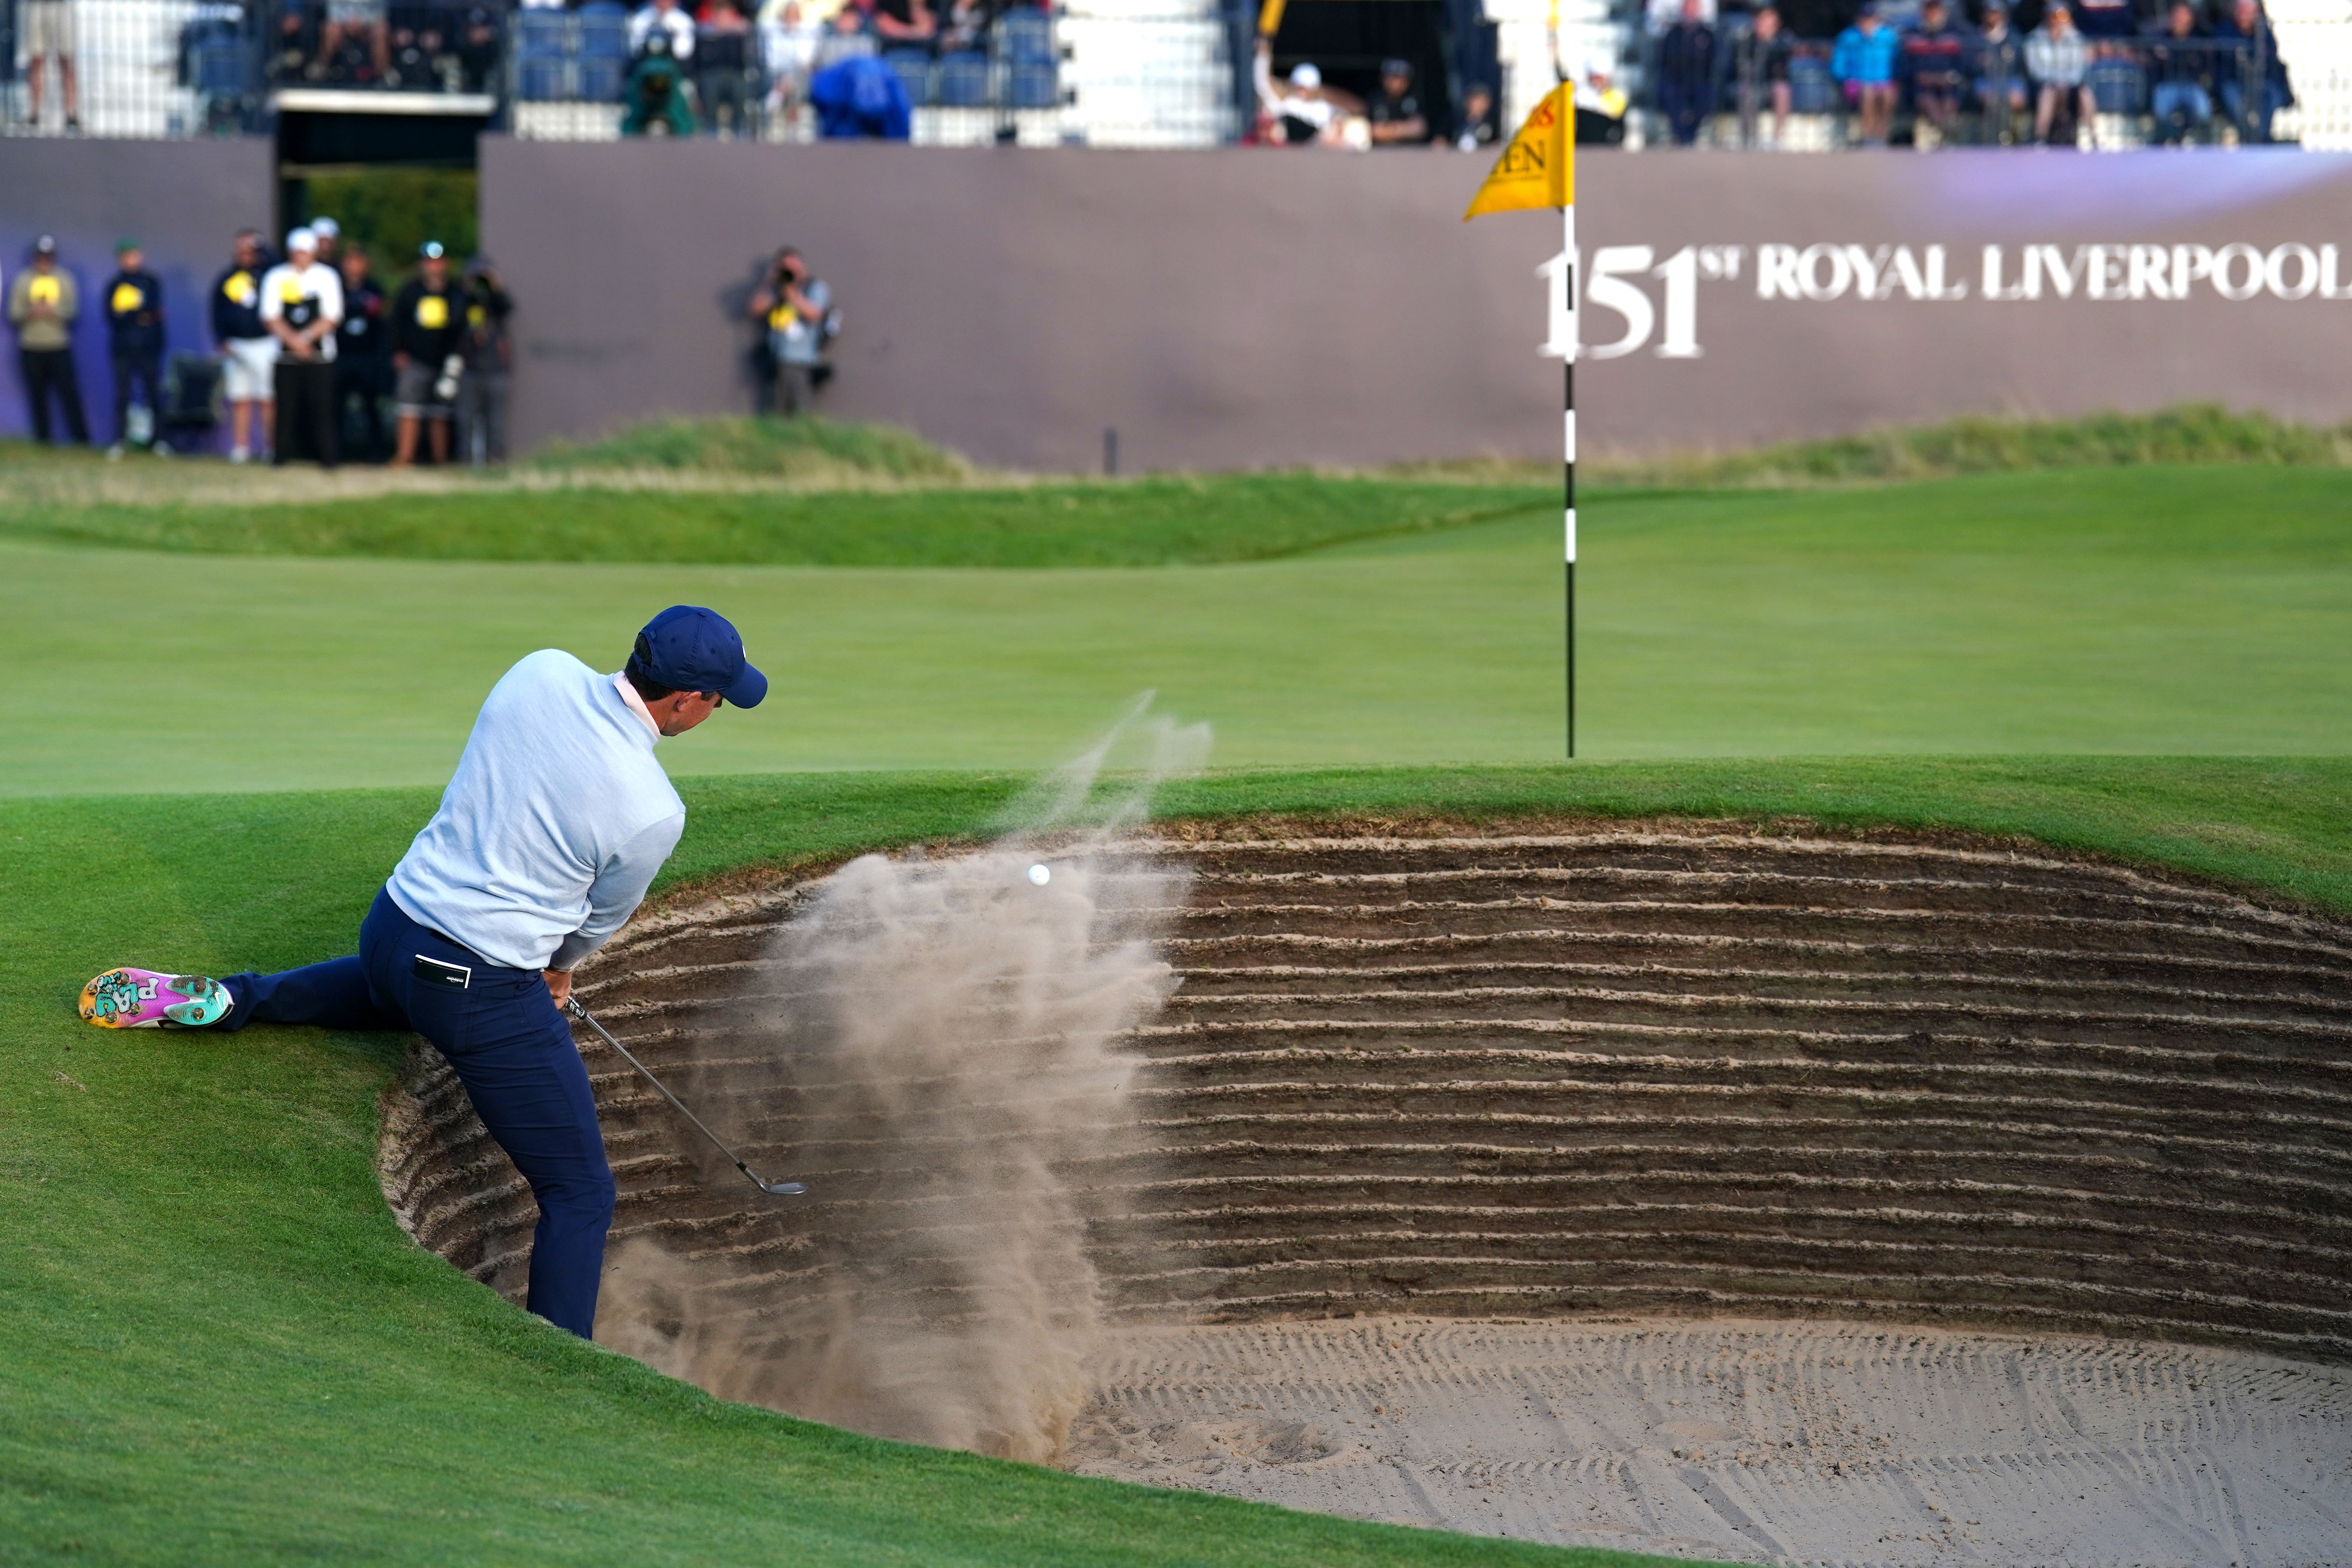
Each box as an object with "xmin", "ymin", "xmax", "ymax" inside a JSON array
[{"xmin": 8, "ymin": 466, "xmax": 2350, "ymax": 797}]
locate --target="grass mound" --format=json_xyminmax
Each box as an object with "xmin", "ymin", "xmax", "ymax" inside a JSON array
[
  {"xmin": 0, "ymin": 473, "xmax": 1549, "ymax": 568},
  {"xmin": 6, "ymin": 760, "xmax": 2349, "ymax": 1563},
  {"xmin": 1590, "ymin": 404, "xmax": 2352, "ymax": 488},
  {"xmin": 529, "ymin": 415, "xmax": 971, "ymax": 483}
]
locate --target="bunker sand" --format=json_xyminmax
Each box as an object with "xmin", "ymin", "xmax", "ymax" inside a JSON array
[{"xmin": 1071, "ymin": 1315, "xmax": 2352, "ymax": 1565}]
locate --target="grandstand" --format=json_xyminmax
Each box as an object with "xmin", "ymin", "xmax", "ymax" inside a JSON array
[{"xmin": 6, "ymin": 0, "xmax": 2348, "ymax": 148}]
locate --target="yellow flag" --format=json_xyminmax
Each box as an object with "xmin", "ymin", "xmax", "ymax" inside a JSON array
[{"xmin": 1463, "ymin": 83, "xmax": 1573, "ymax": 220}]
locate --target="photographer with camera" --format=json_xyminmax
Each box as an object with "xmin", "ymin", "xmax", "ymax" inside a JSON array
[
  {"xmin": 390, "ymin": 241, "xmax": 464, "ymax": 466},
  {"xmin": 745, "ymin": 246, "xmax": 834, "ymax": 417}
]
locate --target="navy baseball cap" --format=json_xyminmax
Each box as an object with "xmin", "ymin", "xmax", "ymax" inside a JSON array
[{"xmin": 630, "ymin": 606, "xmax": 767, "ymax": 708}]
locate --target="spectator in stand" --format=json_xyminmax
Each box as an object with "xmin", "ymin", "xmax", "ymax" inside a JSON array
[
  {"xmin": 260, "ymin": 228, "xmax": 343, "ymax": 468},
  {"xmin": 320, "ymin": 0, "xmax": 391, "ymax": 82},
  {"xmin": 813, "ymin": 1, "xmax": 877, "ymax": 67},
  {"xmin": 2025, "ymin": 2, "xmax": 2094, "ymax": 145},
  {"xmin": 1974, "ymin": 1, "xmax": 2029, "ymax": 142},
  {"xmin": 937, "ymin": 0, "xmax": 990, "ymax": 54},
  {"xmin": 1455, "ymin": 81, "xmax": 1498, "ymax": 150},
  {"xmin": 746, "ymin": 247, "xmax": 833, "ymax": 416},
  {"xmin": 1832, "ymin": 2, "xmax": 1901, "ymax": 144},
  {"xmin": 1267, "ymin": 62, "xmax": 1364, "ymax": 146},
  {"xmin": 455, "ymin": 6, "xmax": 501, "ymax": 90},
  {"xmin": 630, "ymin": 0, "xmax": 697, "ymax": 58},
  {"xmin": 457, "ymin": 256, "xmax": 514, "ymax": 466},
  {"xmin": 1367, "ymin": 59, "xmax": 1430, "ymax": 144},
  {"xmin": 698, "ymin": 0, "xmax": 756, "ymax": 135},
  {"xmin": 1574, "ymin": 59, "xmax": 1630, "ymax": 142},
  {"xmin": 271, "ymin": 2, "xmax": 321, "ymax": 84},
  {"xmin": 2213, "ymin": 0, "xmax": 2293, "ymax": 142},
  {"xmin": 810, "ymin": 49, "xmax": 911, "ymax": 134},
  {"xmin": 2147, "ymin": 1, "xmax": 2216, "ymax": 143},
  {"xmin": 1734, "ymin": 6, "xmax": 1792, "ymax": 148},
  {"xmin": 310, "ymin": 217, "xmax": 342, "ymax": 270},
  {"xmin": 23, "ymin": 0, "xmax": 81, "ymax": 131},
  {"xmin": 1656, "ymin": 0, "xmax": 1719, "ymax": 145},
  {"xmin": 102, "ymin": 240, "xmax": 168, "ymax": 458},
  {"xmin": 391, "ymin": 241, "xmax": 463, "ymax": 466},
  {"xmin": 1899, "ymin": 0, "xmax": 1969, "ymax": 146},
  {"xmin": 213, "ymin": 229, "xmax": 276, "ymax": 463},
  {"xmin": 8, "ymin": 237, "xmax": 88, "ymax": 447},
  {"xmin": 873, "ymin": 0, "xmax": 937, "ymax": 44},
  {"xmin": 334, "ymin": 243, "xmax": 392, "ymax": 462},
  {"xmin": 624, "ymin": 28, "xmax": 700, "ymax": 133}
]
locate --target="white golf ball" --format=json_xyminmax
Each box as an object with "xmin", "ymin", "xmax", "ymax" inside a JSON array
[{"xmin": 1027, "ymin": 863, "xmax": 1052, "ymax": 886}]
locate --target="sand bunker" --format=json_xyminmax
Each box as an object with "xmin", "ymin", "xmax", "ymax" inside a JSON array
[
  {"xmin": 1071, "ymin": 1317, "xmax": 2352, "ymax": 1565},
  {"xmin": 376, "ymin": 824, "xmax": 2352, "ymax": 1564}
]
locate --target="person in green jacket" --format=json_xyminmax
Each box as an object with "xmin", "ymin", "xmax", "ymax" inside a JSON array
[{"xmin": 6, "ymin": 235, "xmax": 89, "ymax": 446}]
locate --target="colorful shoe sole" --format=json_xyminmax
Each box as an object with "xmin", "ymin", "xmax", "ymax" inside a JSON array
[{"xmin": 79, "ymin": 967, "xmax": 232, "ymax": 1029}]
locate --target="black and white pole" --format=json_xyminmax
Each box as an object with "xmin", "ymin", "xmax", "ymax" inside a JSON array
[{"xmin": 1561, "ymin": 202, "xmax": 1577, "ymax": 760}]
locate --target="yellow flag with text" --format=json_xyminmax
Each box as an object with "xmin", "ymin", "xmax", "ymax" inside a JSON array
[{"xmin": 1463, "ymin": 83, "xmax": 1572, "ymax": 219}]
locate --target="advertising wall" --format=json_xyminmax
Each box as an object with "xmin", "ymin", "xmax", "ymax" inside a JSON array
[
  {"xmin": 485, "ymin": 140, "xmax": 2352, "ymax": 468},
  {"xmin": 0, "ymin": 140, "xmax": 277, "ymax": 450}
]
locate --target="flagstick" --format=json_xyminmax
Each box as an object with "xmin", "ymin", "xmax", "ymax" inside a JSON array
[{"xmin": 1562, "ymin": 201, "xmax": 1577, "ymax": 760}]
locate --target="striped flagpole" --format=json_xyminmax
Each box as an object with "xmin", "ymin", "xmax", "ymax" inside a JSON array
[{"xmin": 1562, "ymin": 201, "xmax": 1577, "ymax": 760}]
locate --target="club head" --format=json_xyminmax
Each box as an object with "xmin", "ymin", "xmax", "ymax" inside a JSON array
[{"xmin": 760, "ymin": 1179, "xmax": 809, "ymax": 1196}]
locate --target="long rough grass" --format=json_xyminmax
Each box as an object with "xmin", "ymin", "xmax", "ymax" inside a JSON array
[{"xmin": 528, "ymin": 415, "xmax": 972, "ymax": 483}]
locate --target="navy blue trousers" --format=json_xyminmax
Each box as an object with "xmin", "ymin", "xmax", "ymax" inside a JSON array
[{"xmin": 218, "ymin": 888, "xmax": 616, "ymax": 1338}]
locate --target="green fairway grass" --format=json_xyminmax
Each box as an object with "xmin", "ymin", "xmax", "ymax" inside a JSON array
[
  {"xmin": 6, "ymin": 464, "xmax": 2348, "ymax": 795},
  {"xmin": 6, "ymin": 760, "xmax": 2349, "ymax": 1565}
]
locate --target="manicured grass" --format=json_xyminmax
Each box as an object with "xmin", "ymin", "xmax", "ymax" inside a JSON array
[
  {"xmin": 8, "ymin": 464, "xmax": 2349, "ymax": 795},
  {"xmin": 5, "ymin": 758, "xmax": 2349, "ymax": 1564},
  {"xmin": 0, "ymin": 474, "xmax": 1550, "ymax": 568}
]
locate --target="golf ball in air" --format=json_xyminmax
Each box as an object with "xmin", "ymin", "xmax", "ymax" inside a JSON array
[{"xmin": 1027, "ymin": 863, "xmax": 1052, "ymax": 886}]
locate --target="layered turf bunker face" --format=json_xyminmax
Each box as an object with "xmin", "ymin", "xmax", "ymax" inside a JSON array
[{"xmin": 377, "ymin": 825, "xmax": 2352, "ymax": 1555}]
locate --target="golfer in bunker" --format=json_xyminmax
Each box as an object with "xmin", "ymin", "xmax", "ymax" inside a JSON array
[{"xmin": 76, "ymin": 606, "xmax": 766, "ymax": 1340}]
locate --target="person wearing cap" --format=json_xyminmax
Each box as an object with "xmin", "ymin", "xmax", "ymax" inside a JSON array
[
  {"xmin": 76, "ymin": 607, "xmax": 770, "ymax": 1342},
  {"xmin": 260, "ymin": 227, "xmax": 345, "ymax": 466},
  {"xmin": 309, "ymin": 216, "xmax": 342, "ymax": 270},
  {"xmin": 456, "ymin": 254, "xmax": 514, "ymax": 465},
  {"xmin": 1831, "ymin": 1, "xmax": 1901, "ymax": 145},
  {"xmin": 1367, "ymin": 58, "xmax": 1429, "ymax": 145},
  {"xmin": 212, "ymin": 228, "xmax": 277, "ymax": 463},
  {"xmin": 391, "ymin": 241, "xmax": 463, "ymax": 466},
  {"xmin": 7, "ymin": 236, "xmax": 89, "ymax": 447},
  {"xmin": 102, "ymin": 239, "xmax": 168, "ymax": 457}
]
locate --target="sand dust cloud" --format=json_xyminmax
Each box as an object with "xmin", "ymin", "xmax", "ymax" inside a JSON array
[{"xmin": 597, "ymin": 709, "xmax": 1206, "ymax": 1461}]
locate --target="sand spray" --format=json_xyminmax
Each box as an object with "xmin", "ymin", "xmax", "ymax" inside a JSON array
[{"xmin": 597, "ymin": 704, "xmax": 1207, "ymax": 1460}]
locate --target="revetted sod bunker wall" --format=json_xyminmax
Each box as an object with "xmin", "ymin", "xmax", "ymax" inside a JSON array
[{"xmin": 380, "ymin": 827, "xmax": 2352, "ymax": 1362}]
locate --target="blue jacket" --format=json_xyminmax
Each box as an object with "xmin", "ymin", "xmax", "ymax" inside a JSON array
[
  {"xmin": 1832, "ymin": 23, "xmax": 1901, "ymax": 84},
  {"xmin": 810, "ymin": 56, "xmax": 913, "ymax": 140}
]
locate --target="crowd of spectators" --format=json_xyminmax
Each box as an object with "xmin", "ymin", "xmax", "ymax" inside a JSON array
[
  {"xmin": 1252, "ymin": 41, "xmax": 1501, "ymax": 150},
  {"xmin": 1641, "ymin": 0, "xmax": 2294, "ymax": 146},
  {"xmin": 266, "ymin": 0, "xmax": 506, "ymax": 91},
  {"xmin": 4, "ymin": 226, "xmax": 513, "ymax": 465}
]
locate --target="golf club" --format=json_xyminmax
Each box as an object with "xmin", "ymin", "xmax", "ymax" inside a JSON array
[{"xmin": 565, "ymin": 996, "xmax": 808, "ymax": 1197}]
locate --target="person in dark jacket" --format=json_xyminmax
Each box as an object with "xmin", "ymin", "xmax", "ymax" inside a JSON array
[
  {"xmin": 1733, "ymin": 5, "xmax": 1792, "ymax": 147},
  {"xmin": 2212, "ymin": 0, "xmax": 2292, "ymax": 142},
  {"xmin": 389, "ymin": 241, "xmax": 464, "ymax": 466},
  {"xmin": 1899, "ymin": 0, "xmax": 1970, "ymax": 146},
  {"xmin": 1656, "ymin": 0, "xmax": 1719, "ymax": 145},
  {"xmin": 456, "ymin": 255, "xmax": 513, "ymax": 466},
  {"xmin": 334, "ymin": 244, "xmax": 393, "ymax": 462},
  {"xmin": 2147, "ymin": 1, "xmax": 2216, "ymax": 143},
  {"xmin": 211, "ymin": 229, "xmax": 277, "ymax": 462},
  {"xmin": 103, "ymin": 239, "xmax": 168, "ymax": 456}
]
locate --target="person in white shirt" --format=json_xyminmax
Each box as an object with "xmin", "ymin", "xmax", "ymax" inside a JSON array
[
  {"xmin": 629, "ymin": 0, "xmax": 695, "ymax": 60},
  {"xmin": 259, "ymin": 228, "xmax": 345, "ymax": 467}
]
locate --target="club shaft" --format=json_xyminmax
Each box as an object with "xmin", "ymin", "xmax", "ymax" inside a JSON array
[{"xmin": 566, "ymin": 997, "xmax": 769, "ymax": 1190}]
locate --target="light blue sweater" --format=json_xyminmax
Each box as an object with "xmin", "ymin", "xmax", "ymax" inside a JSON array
[{"xmin": 387, "ymin": 649, "xmax": 685, "ymax": 973}]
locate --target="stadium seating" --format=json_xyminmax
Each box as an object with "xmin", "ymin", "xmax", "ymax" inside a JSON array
[
  {"xmin": 884, "ymin": 46, "xmax": 934, "ymax": 107},
  {"xmin": 937, "ymin": 50, "xmax": 991, "ymax": 107},
  {"xmin": 1789, "ymin": 54, "xmax": 1837, "ymax": 113}
]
